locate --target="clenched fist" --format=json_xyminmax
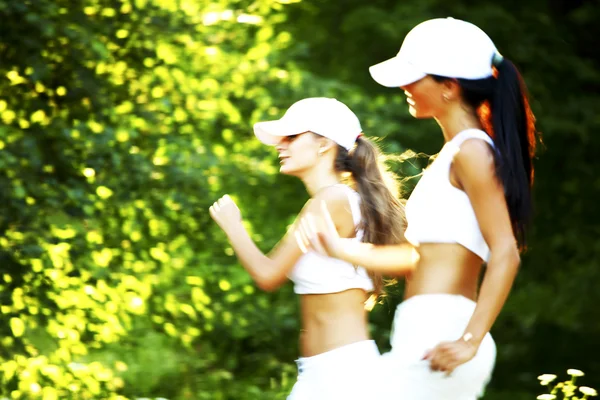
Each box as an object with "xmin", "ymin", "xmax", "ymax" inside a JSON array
[{"xmin": 209, "ymin": 194, "xmax": 242, "ymax": 234}]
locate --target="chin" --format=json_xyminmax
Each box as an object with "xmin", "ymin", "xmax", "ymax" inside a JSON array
[
  {"xmin": 279, "ymin": 165, "xmax": 298, "ymax": 176},
  {"xmin": 408, "ymin": 106, "xmax": 431, "ymax": 119}
]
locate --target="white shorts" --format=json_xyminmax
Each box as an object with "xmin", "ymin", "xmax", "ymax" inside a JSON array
[
  {"xmin": 379, "ymin": 294, "xmax": 497, "ymax": 400},
  {"xmin": 287, "ymin": 340, "xmax": 380, "ymax": 400}
]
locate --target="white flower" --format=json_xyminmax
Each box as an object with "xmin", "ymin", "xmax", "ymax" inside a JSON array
[
  {"xmin": 568, "ymin": 369, "xmax": 585, "ymax": 377},
  {"xmin": 538, "ymin": 374, "xmax": 558, "ymax": 385},
  {"xmin": 580, "ymin": 387, "xmax": 598, "ymax": 396},
  {"xmin": 537, "ymin": 394, "xmax": 557, "ymax": 400}
]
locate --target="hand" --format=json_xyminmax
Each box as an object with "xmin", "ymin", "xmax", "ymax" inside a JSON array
[
  {"xmin": 295, "ymin": 201, "xmax": 344, "ymax": 259},
  {"xmin": 423, "ymin": 337, "xmax": 478, "ymax": 375},
  {"xmin": 209, "ymin": 195, "xmax": 242, "ymax": 234}
]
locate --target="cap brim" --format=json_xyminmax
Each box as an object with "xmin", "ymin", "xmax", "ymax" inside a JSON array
[
  {"xmin": 369, "ymin": 56, "xmax": 427, "ymax": 88},
  {"xmin": 253, "ymin": 119, "xmax": 307, "ymax": 146}
]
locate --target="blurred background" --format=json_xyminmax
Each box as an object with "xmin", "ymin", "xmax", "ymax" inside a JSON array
[{"xmin": 0, "ymin": 0, "xmax": 598, "ymax": 399}]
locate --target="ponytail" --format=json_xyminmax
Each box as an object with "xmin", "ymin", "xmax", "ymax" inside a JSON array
[
  {"xmin": 490, "ymin": 58, "xmax": 538, "ymax": 247},
  {"xmin": 432, "ymin": 58, "xmax": 539, "ymax": 249},
  {"xmin": 335, "ymin": 136, "xmax": 407, "ymax": 295}
]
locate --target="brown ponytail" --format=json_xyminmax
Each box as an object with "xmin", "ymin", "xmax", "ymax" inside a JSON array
[{"xmin": 335, "ymin": 136, "xmax": 407, "ymax": 295}]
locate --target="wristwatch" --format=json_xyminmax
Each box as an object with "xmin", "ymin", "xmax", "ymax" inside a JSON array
[{"xmin": 462, "ymin": 332, "xmax": 474, "ymax": 343}]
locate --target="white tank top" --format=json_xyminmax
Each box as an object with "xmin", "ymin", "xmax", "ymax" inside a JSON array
[
  {"xmin": 289, "ymin": 185, "xmax": 374, "ymax": 295},
  {"xmin": 404, "ymin": 129, "xmax": 494, "ymax": 262}
]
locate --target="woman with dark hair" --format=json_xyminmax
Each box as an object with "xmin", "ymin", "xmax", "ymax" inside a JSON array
[
  {"xmin": 209, "ymin": 97, "xmax": 413, "ymax": 399},
  {"xmin": 299, "ymin": 18, "xmax": 540, "ymax": 398}
]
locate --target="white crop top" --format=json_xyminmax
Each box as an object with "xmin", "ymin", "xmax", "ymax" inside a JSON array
[
  {"xmin": 404, "ymin": 129, "xmax": 494, "ymax": 262},
  {"xmin": 288, "ymin": 185, "xmax": 374, "ymax": 295}
]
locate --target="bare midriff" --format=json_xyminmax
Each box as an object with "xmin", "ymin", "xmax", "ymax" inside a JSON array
[
  {"xmin": 404, "ymin": 243, "xmax": 483, "ymax": 301},
  {"xmin": 299, "ymin": 288, "xmax": 370, "ymax": 357}
]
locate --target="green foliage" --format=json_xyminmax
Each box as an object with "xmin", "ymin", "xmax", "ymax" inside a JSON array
[
  {"xmin": 0, "ymin": 0, "xmax": 304, "ymax": 398},
  {"xmin": 0, "ymin": 0, "xmax": 598, "ymax": 398}
]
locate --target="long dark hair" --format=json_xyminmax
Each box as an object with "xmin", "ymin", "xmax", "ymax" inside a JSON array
[
  {"xmin": 335, "ymin": 136, "xmax": 406, "ymax": 294},
  {"xmin": 432, "ymin": 57, "xmax": 539, "ymax": 249}
]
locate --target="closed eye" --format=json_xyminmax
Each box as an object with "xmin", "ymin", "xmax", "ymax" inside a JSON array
[{"xmin": 280, "ymin": 133, "xmax": 301, "ymax": 144}]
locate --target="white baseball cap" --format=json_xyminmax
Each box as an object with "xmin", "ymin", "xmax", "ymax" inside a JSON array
[
  {"xmin": 369, "ymin": 17, "xmax": 499, "ymax": 88},
  {"xmin": 253, "ymin": 97, "xmax": 362, "ymax": 151}
]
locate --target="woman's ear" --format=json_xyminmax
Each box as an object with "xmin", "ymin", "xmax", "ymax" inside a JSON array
[
  {"xmin": 441, "ymin": 78, "xmax": 461, "ymax": 102},
  {"xmin": 318, "ymin": 137, "xmax": 337, "ymax": 154}
]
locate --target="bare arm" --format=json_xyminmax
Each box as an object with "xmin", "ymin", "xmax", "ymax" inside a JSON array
[
  {"xmin": 422, "ymin": 139, "xmax": 523, "ymax": 374},
  {"xmin": 210, "ymin": 188, "xmax": 356, "ymax": 291},
  {"xmin": 336, "ymin": 240, "xmax": 418, "ymax": 276},
  {"xmin": 299, "ymin": 201, "xmax": 419, "ymax": 277},
  {"xmin": 217, "ymin": 219, "xmax": 302, "ymax": 292},
  {"xmin": 453, "ymin": 140, "xmax": 521, "ymax": 347}
]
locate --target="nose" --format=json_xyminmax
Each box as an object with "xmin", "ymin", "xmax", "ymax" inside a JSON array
[{"xmin": 275, "ymin": 140, "xmax": 286, "ymax": 152}]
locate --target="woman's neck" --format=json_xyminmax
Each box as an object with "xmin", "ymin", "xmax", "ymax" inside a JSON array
[
  {"xmin": 435, "ymin": 103, "xmax": 483, "ymax": 142},
  {"xmin": 301, "ymin": 168, "xmax": 342, "ymax": 197}
]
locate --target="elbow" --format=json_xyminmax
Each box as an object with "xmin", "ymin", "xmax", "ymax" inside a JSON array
[
  {"xmin": 489, "ymin": 242, "xmax": 521, "ymax": 272},
  {"xmin": 511, "ymin": 248, "xmax": 521, "ymax": 272},
  {"xmin": 248, "ymin": 259, "xmax": 286, "ymax": 292},
  {"xmin": 255, "ymin": 274, "xmax": 284, "ymax": 292},
  {"xmin": 506, "ymin": 244, "xmax": 521, "ymax": 269},
  {"xmin": 256, "ymin": 281, "xmax": 278, "ymax": 292}
]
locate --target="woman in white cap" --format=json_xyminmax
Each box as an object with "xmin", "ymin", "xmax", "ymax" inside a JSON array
[
  {"xmin": 299, "ymin": 18, "xmax": 540, "ymax": 398},
  {"xmin": 209, "ymin": 97, "xmax": 414, "ymax": 399}
]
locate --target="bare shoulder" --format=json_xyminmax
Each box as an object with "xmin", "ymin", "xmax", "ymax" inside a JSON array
[
  {"xmin": 301, "ymin": 185, "xmax": 354, "ymax": 226},
  {"xmin": 311, "ymin": 184, "xmax": 352, "ymax": 205},
  {"xmin": 453, "ymin": 139, "xmax": 496, "ymax": 183}
]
